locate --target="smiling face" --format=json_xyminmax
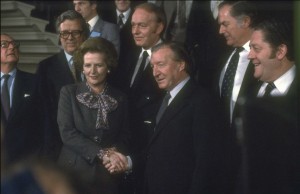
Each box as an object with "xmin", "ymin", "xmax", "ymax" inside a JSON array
[
  {"xmin": 151, "ymin": 47, "xmax": 186, "ymax": 91},
  {"xmin": 83, "ymin": 52, "xmax": 109, "ymax": 93},
  {"xmin": 131, "ymin": 8, "xmax": 163, "ymax": 50},
  {"xmin": 248, "ymin": 30, "xmax": 281, "ymax": 82},
  {"xmin": 1, "ymin": 34, "xmax": 19, "ymax": 72}
]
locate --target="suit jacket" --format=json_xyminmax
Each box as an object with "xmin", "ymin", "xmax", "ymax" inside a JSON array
[
  {"xmin": 157, "ymin": 1, "xmax": 228, "ymax": 90},
  {"xmin": 91, "ymin": 17, "xmax": 120, "ymax": 55},
  {"xmin": 143, "ymin": 79, "xmax": 226, "ymax": 194},
  {"xmin": 36, "ymin": 50, "xmax": 77, "ymax": 161},
  {"xmin": 2, "ymin": 69, "xmax": 43, "ymax": 164},
  {"xmin": 57, "ymin": 82, "xmax": 130, "ymax": 193},
  {"xmin": 105, "ymin": 9, "xmax": 138, "ymax": 89},
  {"xmin": 213, "ymin": 51, "xmax": 258, "ymax": 193},
  {"xmin": 242, "ymin": 76, "xmax": 300, "ymax": 194},
  {"xmin": 118, "ymin": 48, "xmax": 163, "ymax": 192}
]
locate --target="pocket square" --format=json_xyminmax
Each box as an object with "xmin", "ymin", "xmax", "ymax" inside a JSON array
[{"xmin": 24, "ymin": 94, "xmax": 30, "ymax": 97}]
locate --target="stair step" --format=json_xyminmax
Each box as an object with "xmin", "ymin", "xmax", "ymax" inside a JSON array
[
  {"xmin": 1, "ymin": 1, "xmax": 34, "ymax": 18},
  {"xmin": 1, "ymin": 17, "xmax": 48, "ymax": 31},
  {"xmin": 20, "ymin": 45, "xmax": 60, "ymax": 53},
  {"xmin": 2, "ymin": 32, "xmax": 59, "ymax": 45}
]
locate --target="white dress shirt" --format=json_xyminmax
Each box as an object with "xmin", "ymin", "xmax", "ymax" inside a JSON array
[
  {"xmin": 88, "ymin": 15, "xmax": 99, "ymax": 31},
  {"xmin": 116, "ymin": 8, "xmax": 131, "ymax": 25},
  {"xmin": 257, "ymin": 65, "xmax": 296, "ymax": 97},
  {"xmin": 130, "ymin": 39, "xmax": 163, "ymax": 86},
  {"xmin": 219, "ymin": 41, "xmax": 251, "ymax": 121}
]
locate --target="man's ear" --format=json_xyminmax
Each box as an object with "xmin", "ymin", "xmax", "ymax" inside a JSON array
[
  {"xmin": 155, "ymin": 23, "xmax": 164, "ymax": 35},
  {"xmin": 242, "ymin": 16, "xmax": 251, "ymax": 28},
  {"xmin": 276, "ymin": 44, "xmax": 287, "ymax": 60},
  {"xmin": 178, "ymin": 61, "xmax": 186, "ymax": 72}
]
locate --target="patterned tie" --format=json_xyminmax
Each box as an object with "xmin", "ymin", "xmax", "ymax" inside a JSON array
[
  {"xmin": 156, "ymin": 92, "xmax": 171, "ymax": 124},
  {"xmin": 132, "ymin": 51, "xmax": 148, "ymax": 87},
  {"xmin": 118, "ymin": 13, "xmax": 124, "ymax": 29},
  {"xmin": 221, "ymin": 47, "xmax": 244, "ymax": 102},
  {"xmin": 263, "ymin": 82, "xmax": 276, "ymax": 97},
  {"xmin": 1, "ymin": 74, "xmax": 11, "ymax": 119}
]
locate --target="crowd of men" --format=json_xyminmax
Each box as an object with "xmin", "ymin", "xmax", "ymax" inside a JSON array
[{"xmin": 1, "ymin": 1, "xmax": 298, "ymax": 194}]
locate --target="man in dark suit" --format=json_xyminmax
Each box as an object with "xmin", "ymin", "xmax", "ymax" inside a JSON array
[
  {"xmin": 244, "ymin": 17, "xmax": 299, "ymax": 194},
  {"xmin": 73, "ymin": 0, "xmax": 120, "ymax": 54},
  {"xmin": 120, "ymin": 2, "xmax": 165, "ymax": 193},
  {"xmin": 36, "ymin": 10, "xmax": 89, "ymax": 161},
  {"xmin": 215, "ymin": 2, "xmax": 261, "ymax": 192},
  {"xmin": 143, "ymin": 41, "xmax": 224, "ymax": 194},
  {"xmin": 100, "ymin": 0, "xmax": 138, "ymax": 88},
  {"xmin": 1, "ymin": 33, "xmax": 42, "ymax": 164}
]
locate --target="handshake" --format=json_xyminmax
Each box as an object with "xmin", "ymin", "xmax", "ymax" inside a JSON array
[{"xmin": 98, "ymin": 147, "xmax": 131, "ymax": 174}]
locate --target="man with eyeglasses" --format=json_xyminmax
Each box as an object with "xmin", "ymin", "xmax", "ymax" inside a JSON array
[
  {"xmin": 1, "ymin": 33, "xmax": 43, "ymax": 165},
  {"xmin": 36, "ymin": 10, "xmax": 90, "ymax": 161}
]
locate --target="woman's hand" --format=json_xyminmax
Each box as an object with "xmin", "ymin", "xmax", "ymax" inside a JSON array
[{"xmin": 102, "ymin": 150, "xmax": 129, "ymax": 174}]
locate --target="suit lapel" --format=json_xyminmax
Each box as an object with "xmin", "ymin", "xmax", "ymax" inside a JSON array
[
  {"xmin": 93, "ymin": 18, "xmax": 104, "ymax": 33},
  {"xmin": 148, "ymin": 80, "xmax": 194, "ymax": 147},
  {"xmin": 9, "ymin": 70, "xmax": 34, "ymax": 120}
]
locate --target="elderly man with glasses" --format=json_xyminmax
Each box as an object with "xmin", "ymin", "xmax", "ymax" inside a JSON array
[
  {"xmin": 36, "ymin": 10, "xmax": 89, "ymax": 161},
  {"xmin": 1, "ymin": 33, "xmax": 43, "ymax": 165}
]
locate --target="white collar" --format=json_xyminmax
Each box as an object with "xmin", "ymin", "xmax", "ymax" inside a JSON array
[{"xmin": 88, "ymin": 15, "xmax": 99, "ymax": 29}]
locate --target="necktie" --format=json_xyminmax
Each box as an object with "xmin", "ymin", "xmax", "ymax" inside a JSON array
[
  {"xmin": 1, "ymin": 74, "xmax": 11, "ymax": 119},
  {"xmin": 87, "ymin": 23, "xmax": 91, "ymax": 31},
  {"xmin": 132, "ymin": 51, "xmax": 148, "ymax": 87},
  {"xmin": 177, "ymin": 0, "xmax": 186, "ymax": 28},
  {"xmin": 69, "ymin": 57, "xmax": 77, "ymax": 82},
  {"xmin": 263, "ymin": 82, "xmax": 276, "ymax": 97},
  {"xmin": 156, "ymin": 92, "xmax": 171, "ymax": 124},
  {"xmin": 118, "ymin": 13, "xmax": 124, "ymax": 29},
  {"xmin": 221, "ymin": 47, "xmax": 244, "ymax": 102}
]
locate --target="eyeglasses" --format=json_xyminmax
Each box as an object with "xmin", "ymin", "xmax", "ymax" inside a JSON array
[
  {"xmin": 59, "ymin": 30, "xmax": 83, "ymax": 39},
  {"xmin": 1, "ymin": 40, "xmax": 20, "ymax": 48}
]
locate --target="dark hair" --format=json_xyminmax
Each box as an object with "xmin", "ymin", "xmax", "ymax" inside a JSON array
[
  {"xmin": 151, "ymin": 41, "xmax": 192, "ymax": 75},
  {"xmin": 73, "ymin": 37, "xmax": 118, "ymax": 72},
  {"xmin": 134, "ymin": 2, "xmax": 166, "ymax": 32},
  {"xmin": 56, "ymin": 10, "xmax": 90, "ymax": 39},
  {"xmin": 254, "ymin": 18, "xmax": 294, "ymax": 61},
  {"xmin": 219, "ymin": 1, "xmax": 260, "ymax": 28}
]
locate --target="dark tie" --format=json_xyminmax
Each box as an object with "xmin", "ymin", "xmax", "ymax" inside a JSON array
[
  {"xmin": 156, "ymin": 92, "xmax": 171, "ymax": 124},
  {"xmin": 1, "ymin": 74, "xmax": 11, "ymax": 119},
  {"xmin": 132, "ymin": 51, "xmax": 148, "ymax": 87},
  {"xmin": 87, "ymin": 23, "xmax": 91, "ymax": 31},
  {"xmin": 118, "ymin": 13, "xmax": 124, "ymax": 29},
  {"xmin": 263, "ymin": 82, "xmax": 276, "ymax": 97},
  {"xmin": 69, "ymin": 57, "xmax": 77, "ymax": 82},
  {"xmin": 221, "ymin": 47, "xmax": 244, "ymax": 103}
]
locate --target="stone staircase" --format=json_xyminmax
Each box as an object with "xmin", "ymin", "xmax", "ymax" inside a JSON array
[{"xmin": 1, "ymin": 0, "xmax": 61, "ymax": 73}]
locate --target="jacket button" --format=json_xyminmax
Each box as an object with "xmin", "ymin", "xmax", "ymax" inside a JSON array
[{"xmin": 93, "ymin": 136, "xmax": 101, "ymax": 143}]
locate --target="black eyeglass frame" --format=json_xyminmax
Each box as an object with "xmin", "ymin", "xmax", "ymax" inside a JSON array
[
  {"xmin": 1, "ymin": 40, "xmax": 20, "ymax": 49},
  {"xmin": 59, "ymin": 30, "xmax": 83, "ymax": 39}
]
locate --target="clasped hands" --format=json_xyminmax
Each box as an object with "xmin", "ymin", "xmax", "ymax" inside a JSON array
[{"xmin": 101, "ymin": 148, "xmax": 129, "ymax": 174}]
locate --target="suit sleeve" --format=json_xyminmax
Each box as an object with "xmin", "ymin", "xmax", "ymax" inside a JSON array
[{"xmin": 57, "ymin": 86, "xmax": 100, "ymax": 164}]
